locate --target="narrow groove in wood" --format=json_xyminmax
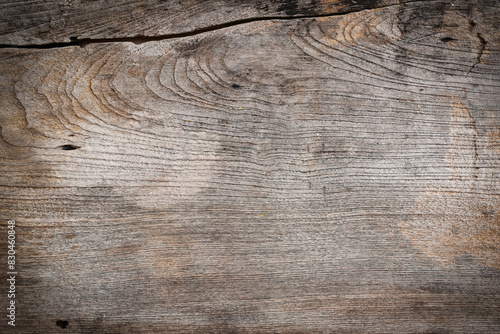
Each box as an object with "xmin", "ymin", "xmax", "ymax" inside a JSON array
[{"xmin": 0, "ymin": 1, "xmax": 428, "ymax": 50}]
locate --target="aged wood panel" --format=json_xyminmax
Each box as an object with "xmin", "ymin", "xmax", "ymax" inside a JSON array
[
  {"xmin": 1, "ymin": 0, "xmax": 500, "ymax": 333},
  {"xmin": 2, "ymin": 0, "xmax": 415, "ymax": 46}
]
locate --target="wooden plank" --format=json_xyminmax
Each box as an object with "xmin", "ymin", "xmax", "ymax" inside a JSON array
[
  {"xmin": 1, "ymin": 0, "xmax": 411, "ymax": 45},
  {"xmin": 1, "ymin": 0, "xmax": 500, "ymax": 332}
]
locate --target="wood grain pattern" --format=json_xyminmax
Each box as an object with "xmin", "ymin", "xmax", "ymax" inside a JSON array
[
  {"xmin": 1, "ymin": 0, "xmax": 500, "ymax": 333},
  {"xmin": 2, "ymin": 0, "xmax": 411, "ymax": 45}
]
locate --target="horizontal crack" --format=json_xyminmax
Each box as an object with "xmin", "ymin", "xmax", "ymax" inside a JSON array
[{"xmin": 0, "ymin": 3, "xmax": 409, "ymax": 50}]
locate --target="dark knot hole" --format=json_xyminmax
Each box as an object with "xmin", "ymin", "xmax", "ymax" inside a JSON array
[{"xmin": 56, "ymin": 320, "xmax": 69, "ymax": 329}]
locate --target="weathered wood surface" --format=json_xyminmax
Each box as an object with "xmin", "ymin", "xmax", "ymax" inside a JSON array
[
  {"xmin": 0, "ymin": 0, "xmax": 419, "ymax": 46},
  {"xmin": 1, "ymin": 0, "xmax": 500, "ymax": 333}
]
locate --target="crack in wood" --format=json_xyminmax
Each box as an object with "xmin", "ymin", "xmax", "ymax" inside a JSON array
[
  {"xmin": 467, "ymin": 32, "xmax": 487, "ymax": 76},
  {"xmin": 0, "ymin": 1, "xmax": 425, "ymax": 50}
]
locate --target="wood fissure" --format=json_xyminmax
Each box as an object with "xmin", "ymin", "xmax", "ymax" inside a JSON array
[{"xmin": 0, "ymin": 2, "xmax": 421, "ymax": 50}]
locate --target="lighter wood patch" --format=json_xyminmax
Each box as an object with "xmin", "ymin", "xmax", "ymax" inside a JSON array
[{"xmin": 401, "ymin": 98, "xmax": 500, "ymax": 268}]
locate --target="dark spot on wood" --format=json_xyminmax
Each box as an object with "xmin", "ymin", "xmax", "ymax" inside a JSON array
[
  {"xmin": 69, "ymin": 36, "xmax": 77, "ymax": 41},
  {"xmin": 59, "ymin": 144, "xmax": 80, "ymax": 151},
  {"xmin": 441, "ymin": 37, "xmax": 455, "ymax": 42},
  {"xmin": 231, "ymin": 83, "xmax": 241, "ymax": 89},
  {"xmin": 277, "ymin": 0, "xmax": 299, "ymax": 15},
  {"xmin": 256, "ymin": 2, "xmax": 269, "ymax": 11},
  {"xmin": 481, "ymin": 209, "xmax": 495, "ymax": 217},
  {"xmin": 56, "ymin": 320, "xmax": 68, "ymax": 329},
  {"xmin": 469, "ymin": 20, "xmax": 476, "ymax": 31},
  {"xmin": 398, "ymin": 1, "xmax": 447, "ymax": 34}
]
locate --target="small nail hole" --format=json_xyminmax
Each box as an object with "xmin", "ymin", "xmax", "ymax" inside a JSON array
[
  {"xmin": 56, "ymin": 320, "xmax": 69, "ymax": 329},
  {"xmin": 59, "ymin": 144, "xmax": 80, "ymax": 151},
  {"xmin": 441, "ymin": 37, "xmax": 455, "ymax": 42}
]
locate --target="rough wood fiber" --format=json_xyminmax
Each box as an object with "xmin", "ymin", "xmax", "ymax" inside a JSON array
[
  {"xmin": 1, "ymin": 0, "xmax": 500, "ymax": 333},
  {"xmin": 2, "ymin": 0, "xmax": 412, "ymax": 45}
]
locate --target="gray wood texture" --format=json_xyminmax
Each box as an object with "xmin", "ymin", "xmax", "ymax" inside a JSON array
[
  {"xmin": 1, "ymin": 0, "xmax": 500, "ymax": 333},
  {"xmin": 2, "ymin": 0, "xmax": 413, "ymax": 45}
]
